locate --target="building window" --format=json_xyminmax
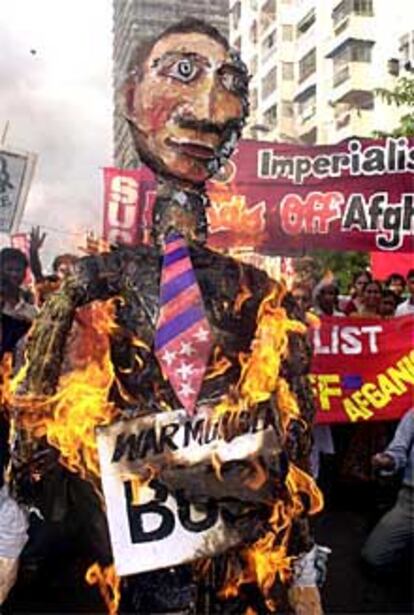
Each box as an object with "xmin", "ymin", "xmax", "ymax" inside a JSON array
[
  {"xmin": 282, "ymin": 24, "xmax": 294, "ymax": 41},
  {"xmin": 349, "ymin": 40, "xmax": 373, "ymax": 62},
  {"xmin": 261, "ymin": 29, "xmax": 277, "ymax": 62},
  {"xmin": 250, "ymin": 55, "xmax": 258, "ymax": 75},
  {"xmin": 282, "ymin": 62, "xmax": 294, "ymax": 80},
  {"xmin": 262, "ymin": 66, "xmax": 277, "ymax": 100},
  {"xmin": 264, "ymin": 104, "xmax": 278, "ymax": 127},
  {"xmin": 281, "ymin": 101, "xmax": 294, "ymax": 118},
  {"xmin": 260, "ymin": 0, "xmax": 276, "ymax": 33},
  {"xmin": 332, "ymin": 0, "xmax": 350, "ymax": 27},
  {"xmin": 298, "ymin": 92, "xmax": 317, "ymax": 122},
  {"xmin": 250, "ymin": 20, "xmax": 258, "ymax": 44},
  {"xmin": 353, "ymin": 0, "xmax": 374, "ymax": 16},
  {"xmin": 299, "ymin": 48, "xmax": 316, "ymax": 83},
  {"xmin": 251, "ymin": 88, "xmax": 258, "ymax": 112},
  {"xmin": 399, "ymin": 31, "xmax": 414, "ymax": 66},
  {"xmin": 332, "ymin": 0, "xmax": 374, "ymax": 27},
  {"xmin": 232, "ymin": 1, "xmax": 242, "ymax": 30},
  {"xmin": 297, "ymin": 8, "xmax": 316, "ymax": 37}
]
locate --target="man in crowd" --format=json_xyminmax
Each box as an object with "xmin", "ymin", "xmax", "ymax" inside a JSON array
[
  {"xmin": 312, "ymin": 279, "xmax": 343, "ymax": 317},
  {"xmin": 361, "ymin": 409, "xmax": 413, "ymax": 570},
  {"xmin": 0, "ymin": 248, "xmax": 37, "ymax": 356},
  {"xmin": 29, "ymin": 227, "xmax": 78, "ymax": 304},
  {"xmin": 395, "ymin": 270, "xmax": 414, "ymax": 316},
  {"xmin": 385, "ymin": 273, "xmax": 406, "ymax": 305}
]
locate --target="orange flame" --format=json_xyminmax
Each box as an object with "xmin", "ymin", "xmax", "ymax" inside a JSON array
[
  {"xmin": 85, "ymin": 562, "xmax": 120, "ymax": 615},
  {"xmin": 205, "ymin": 346, "xmax": 232, "ymax": 381},
  {"xmin": 234, "ymin": 277, "xmax": 253, "ymax": 313},
  {"xmin": 214, "ymin": 282, "xmax": 323, "ymax": 605},
  {"xmin": 12, "ymin": 301, "xmax": 120, "ymax": 480},
  {"xmin": 0, "ymin": 353, "xmax": 13, "ymax": 407}
]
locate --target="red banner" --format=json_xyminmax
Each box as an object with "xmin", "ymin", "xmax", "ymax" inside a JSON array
[
  {"xmin": 103, "ymin": 136, "xmax": 414, "ymax": 254},
  {"xmin": 312, "ymin": 315, "xmax": 414, "ymax": 424},
  {"xmin": 370, "ymin": 251, "xmax": 413, "ymax": 280}
]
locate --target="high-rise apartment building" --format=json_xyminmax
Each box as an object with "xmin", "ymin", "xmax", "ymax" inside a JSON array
[
  {"xmin": 230, "ymin": 0, "xmax": 414, "ymax": 145},
  {"xmin": 113, "ymin": 0, "xmax": 229, "ymax": 167}
]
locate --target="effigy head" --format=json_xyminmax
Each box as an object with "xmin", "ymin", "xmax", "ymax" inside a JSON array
[{"xmin": 122, "ymin": 19, "xmax": 249, "ymax": 186}]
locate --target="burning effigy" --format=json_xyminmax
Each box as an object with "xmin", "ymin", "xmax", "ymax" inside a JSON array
[{"xmin": 5, "ymin": 18, "xmax": 326, "ymax": 614}]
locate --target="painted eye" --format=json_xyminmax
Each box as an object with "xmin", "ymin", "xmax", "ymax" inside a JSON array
[{"xmin": 170, "ymin": 58, "xmax": 198, "ymax": 82}]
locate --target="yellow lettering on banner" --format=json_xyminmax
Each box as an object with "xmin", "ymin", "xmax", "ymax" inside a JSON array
[
  {"xmin": 387, "ymin": 366, "xmax": 411, "ymax": 391},
  {"xmin": 378, "ymin": 374, "xmax": 405, "ymax": 400},
  {"xmin": 310, "ymin": 374, "xmax": 342, "ymax": 411},
  {"xmin": 361, "ymin": 383, "xmax": 387, "ymax": 409},
  {"xmin": 319, "ymin": 375, "xmax": 342, "ymax": 410},
  {"xmin": 343, "ymin": 398, "xmax": 374, "ymax": 422},
  {"xmin": 400, "ymin": 354, "xmax": 414, "ymax": 377}
]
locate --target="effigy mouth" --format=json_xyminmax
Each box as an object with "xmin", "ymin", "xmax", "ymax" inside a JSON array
[{"xmin": 166, "ymin": 137, "xmax": 218, "ymax": 160}]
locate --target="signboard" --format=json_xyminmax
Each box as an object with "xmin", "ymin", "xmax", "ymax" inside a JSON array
[
  {"xmin": 96, "ymin": 404, "xmax": 280, "ymax": 576},
  {"xmin": 312, "ymin": 315, "xmax": 414, "ymax": 424},
  {"xmin": 0, "ymin": 147, "xmax": 36, "ymax": 234},
  {"xmin": 103, "ymin": 136, "xmax": 414, "ymax": 254}
]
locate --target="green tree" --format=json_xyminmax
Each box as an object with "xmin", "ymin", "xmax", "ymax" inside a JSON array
[
  {"xmin": 374, "ymin": 76, "xmax": 414, "ymax": 137},
  {"xmin": 293, "ymin": 251, "xmax": 369, "ymax": 293}
]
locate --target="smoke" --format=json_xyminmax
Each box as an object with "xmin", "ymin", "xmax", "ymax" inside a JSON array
[{"xmin": 0, "ymin": 0, "xmax": 113, "ymax": 269}]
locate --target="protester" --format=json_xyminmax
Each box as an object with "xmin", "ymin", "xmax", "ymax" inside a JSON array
[
  {"xmin": 343, "ymin": 270, "xmax": 372, "ymax": 315},
  {"xmin": 29, "ymin": 227, "xmax": 78, "ymax": 305},
  {"xmin": 312, "ymin": 279, "xmax": 343, "ymax": 317},
  {"xmin": 395, "ymin": 269, "xmax": 414, "ymax": 316},
  {"xmin": 361, "ymin": 409, "xmax": 414, "ymax": 570},
  {"xmin": 29, "ymin": 225, "xmax": 78, "ymax": 282},
  {"xmin": 379, "ymin": 289, "xmax": 399, "ymax": 319},
  {"xmin": 0, "ymin": 248, "xmax": 32, "ymax": 605},
  {"xmin": 385, "ymin": 273, "xmax": 406, "ymax": 304},
  {"xmin": 0, "ymin": 248, "xmax": 37, "ymax": 323},
  {"xmin": 350, "ymin": 280, "xmax": 382, "ymax": 318},
  {"xmin": 291, "ymin": 283, "xmax": 313, "ymax": 318}
]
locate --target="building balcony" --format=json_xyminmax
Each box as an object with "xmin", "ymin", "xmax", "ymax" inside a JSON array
[
  {"xmin": 295, "ymin": 70, "xmax": 317, "ymax": 101},
  {"xmin": 330, "ymin": 62, "xmax": 373, "ymax": 104},
  {"xmin": 326, "ymin": 15, "xmax": 375, "ymax": 58},
  {"xmin": 332, "ymin": 108, "xmax": 374, "ymax": 141}
]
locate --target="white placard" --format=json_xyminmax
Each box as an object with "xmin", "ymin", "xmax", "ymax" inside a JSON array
[
  {"xmin": 0, "ymin": 147, "xmax": 37, "ymax": 234},
  {"xmin": 96, "ymin": 404, "xmax": 280, "ymax": 577}
]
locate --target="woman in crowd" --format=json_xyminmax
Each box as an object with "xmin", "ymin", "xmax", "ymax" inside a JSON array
[
  {"xmin": 343, "ymin": 270, "xmax": 372, "ymax": 315},
  {"xmin": 350, "ymin": 280, "xmax": 382, "ymax": 318}
]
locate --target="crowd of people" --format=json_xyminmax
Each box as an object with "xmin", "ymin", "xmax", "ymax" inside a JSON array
[
  {"xmin": 0, "ymin": 232, "xmax": 413, "ymax": 609},
  {"xmin": 291, "ymin": 268, "xmax": 414, "ymax": 321}
]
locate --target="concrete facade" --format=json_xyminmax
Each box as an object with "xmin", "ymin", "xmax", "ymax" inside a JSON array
[
  {"xmin": 230, "ymin": 0, "xmax": 414, "ymax": 145},
  {"xmin": 113, "ymin": 0, "xmax": 229, "ymax": 167}
]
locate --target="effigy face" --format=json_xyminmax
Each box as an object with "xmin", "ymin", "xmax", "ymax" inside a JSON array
[{"xmin": 124, "ymin": 28, "xmax": 249, "ymax": 184}]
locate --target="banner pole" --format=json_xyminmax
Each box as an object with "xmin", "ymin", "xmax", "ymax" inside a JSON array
[{"xmin": 1, "ymin": 121, "xmax": 10, "ymax": 145}]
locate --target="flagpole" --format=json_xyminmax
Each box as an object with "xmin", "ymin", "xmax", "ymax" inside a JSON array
[{"xmin": 1, "ymin": 121, "xmax": 10, "ymax": 145}]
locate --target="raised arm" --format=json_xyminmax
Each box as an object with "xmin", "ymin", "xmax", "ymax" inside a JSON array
[{"xmin": 17, "ymin": 249, "xmax": 128, "ymax": 396}]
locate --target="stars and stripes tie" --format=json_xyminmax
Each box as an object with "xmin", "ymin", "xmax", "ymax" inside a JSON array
[{"xmin": 154, "ymin": 232, "xmax": 213, "ymax": 415}]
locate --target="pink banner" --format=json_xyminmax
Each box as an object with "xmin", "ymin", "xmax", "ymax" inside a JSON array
[{"xmin": 103, "ymin": 136, "xmax": 414, "ymax": 254}]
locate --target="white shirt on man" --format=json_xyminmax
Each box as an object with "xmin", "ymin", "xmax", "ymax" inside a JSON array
[{"xmin": 395, "ymin": 299, "xmax": 414, "ymax": 316}]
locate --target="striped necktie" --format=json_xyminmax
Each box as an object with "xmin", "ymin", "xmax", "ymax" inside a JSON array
[{"xmin": 154, "ymin": 232, "xmax": 213, "ymax": 415}]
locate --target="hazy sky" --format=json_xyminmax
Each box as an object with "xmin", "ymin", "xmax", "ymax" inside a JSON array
[{"xmin": 0, "ymin": 0, "xmax": 113, "ymax": 267}]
